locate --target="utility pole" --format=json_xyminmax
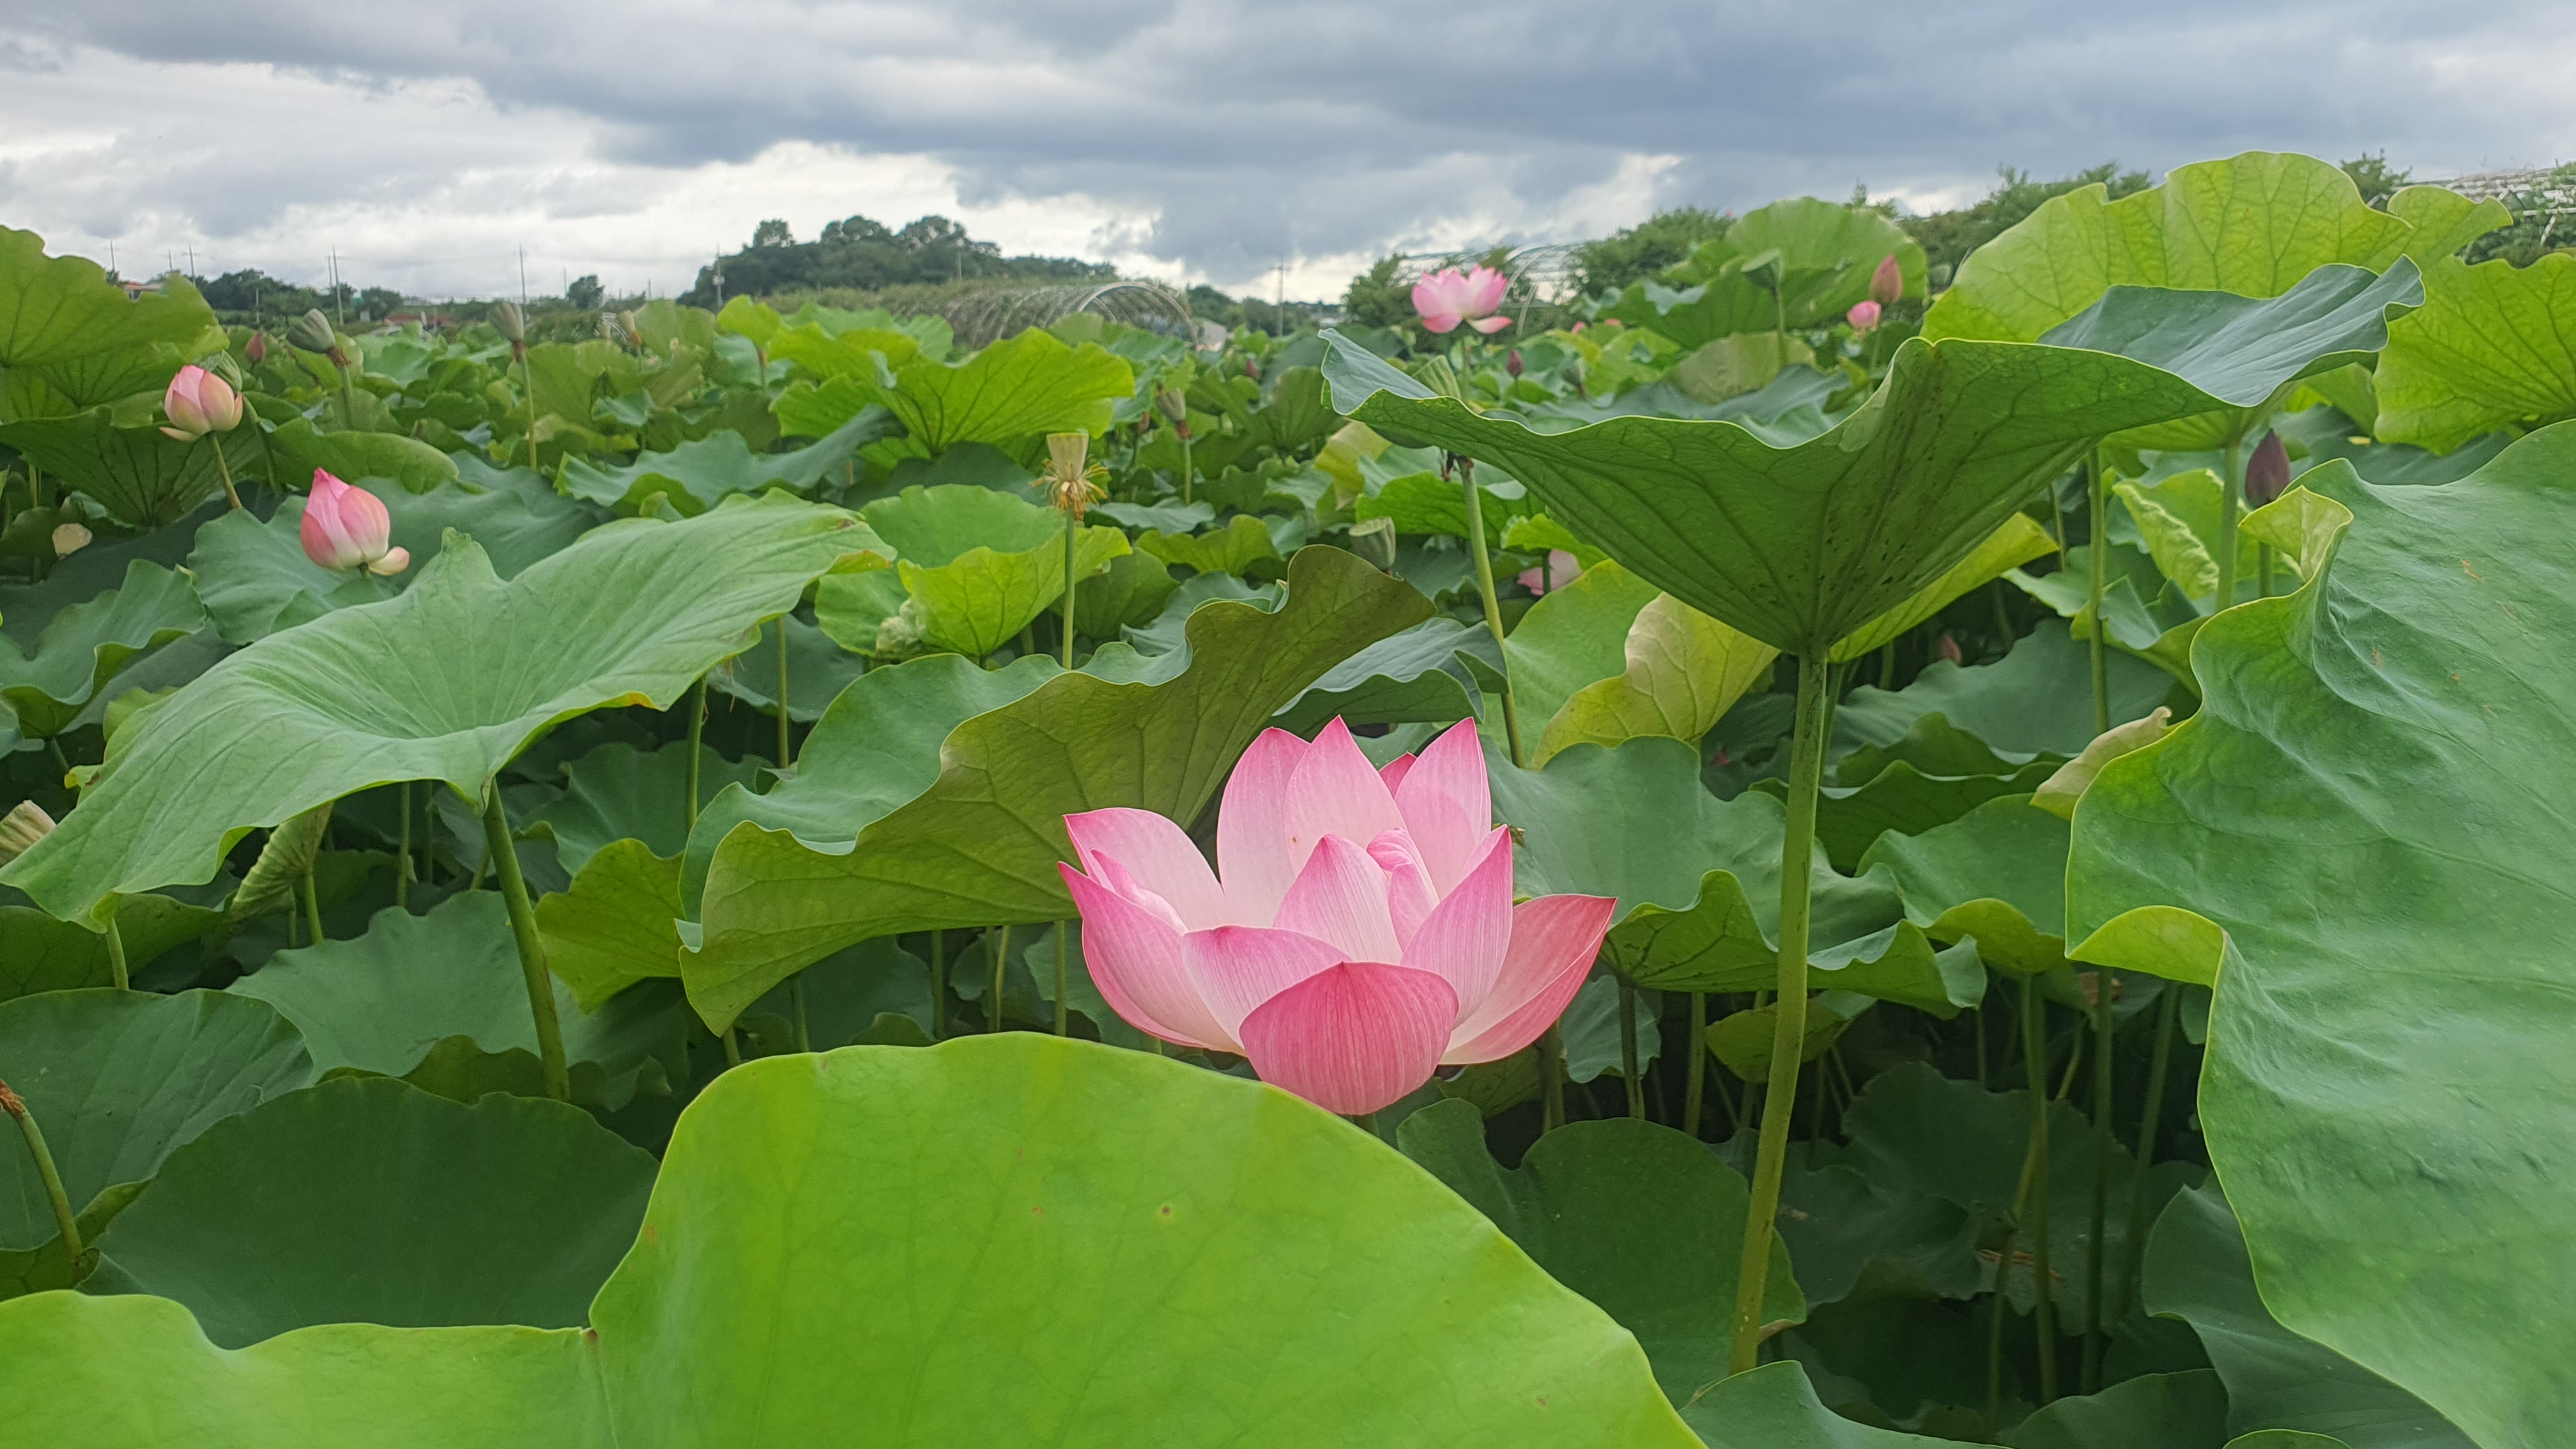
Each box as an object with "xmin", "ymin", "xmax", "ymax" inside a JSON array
[
  {"xmin": 712, "ymin": 254, "xmax": 724, "ymax": 307},
  {"xmin": 1276, "ymin": 261, "xmax": 1287, "ymax": 331},
  {"xmin": 187, "ymin": 243, "xmax": 195, "ymax": 277},
  {"xmin": 331, "ymin": 248, "xmax": 345, "ymax": 327},
  {"xmin": 107, "ymin": 241, "xmax": 117, "ymax": 279}
]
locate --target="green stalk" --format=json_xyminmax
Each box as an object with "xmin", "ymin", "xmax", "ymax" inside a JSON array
[
  {"xmin": 522, "ymin": 355, "xmax": 541, "ymax": 471},
  {"xmin": 47, "ymin": 735, "xmax": 71, "ymax": 779},
  {"xmin": 301, "ymin": 869, "xmax": 325, "ymax": 946},
  {"xmin": 2120, "ymin": 986, "xmax": 2182, "ymax": 1317},
  {"xmin": 989, "ymin": 924, "xmax": 1012, "ymax": 1033},
  {"xmin": 1062, "ymin": 509, "xmax": 1080, "ymax": 668},
  {"xmin": 1052, "ymin": 919, "xmax": 1070, "ymax": 1036},
  {"xmin": 790, "ymin": 976, "xmax": 811, "ymax": 1053},
  {"xmin": 2085, "ymin": 969, "xmax": 2116, "ymax": 1392},
  {"xmin": 2213, "ymin": 433, "xmax": 2245, "ymax": 613},
  {"xmin": 396, "ymin": 781, "xmax": 413, "ymax": 909},
  {"xmin": 1618, "ymin": 977, "xmax": 1644, "ymax": 1118},
  {"xmin": 1453, "ymin": 456, "xmax": 1525, "ymax": 767},
  {"xmin": 2087, "ymin": 451, "xmax": 2110, "ymax": 736},
  {"xmin": 1179, "ymin": 432, "xmax": 1195, "ymax": 506},
  {"xmin": 774, "ymin": 622, "xmax": 792, "ymax": 770},
  {"xmin": 1539, "ymin": 1025, "xmax": 1566, "ymax": 1132},
  {"xmin": 926, "ymin": 930, "xmax": 946, "ymax": 1041},
  {"xmin": 103, "ymin": 914, "xmax": 129, "ymax": 990},
  {"xmin": 479, "ymin": 780, "xmax": 569, "ymax": 1101},
  {"xmin": 1685, "ymin": 992, "xmax": 1708, "ymax": 1137},
  {"xmin": 2022, "ymin": 975, "xmax": 2059, "ymax": 1402},
  {"xmin": 209, "ymin": 432, "xmax": 243, "ymax": 511},
  {"xmin": 1, "ymin": 1080, "xmax": 81, "ymax": 1264},
  {"xmin": 1729, "ymin": 653, "xmax": 1832, "ymax": 1374},
  {"xmin": 686, "ymin": 677, "xmax": 707, "ymax": 832}
]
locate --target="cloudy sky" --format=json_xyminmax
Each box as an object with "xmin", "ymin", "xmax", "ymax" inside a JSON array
[{"xmin": 0, "ymin": 1, "xmax": 2566, "ymax": 303}]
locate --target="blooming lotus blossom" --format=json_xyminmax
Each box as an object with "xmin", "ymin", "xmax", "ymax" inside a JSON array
[
  {"xmin": 1412, "ymin": 265, "xmax": 1512, "ymax": 335},
  {"xmin": 1846, "ymin": 300, "xmax": 1883, "ymax": 335},
  {"xmin": 1869, "ymin": 253, "xmax": 1904, "ymax": 307},
  {"xmin": 1516, "ymin": 549, "xmax": 1583, "ymax": 595},
  {"xmin": 1061, "ymin": 717, "xmax": 1616, "ymax": 1114},
  {"xmin": 300, "ymin": 470, "xmax": 410, "ymax": 576},
  {"xmin": 159, "ymin": 365, "xmax": 243, "ymax": 441}
]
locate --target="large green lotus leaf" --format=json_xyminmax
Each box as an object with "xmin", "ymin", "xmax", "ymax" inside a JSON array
[
  {"xmin": 1842, "ymin": 1062, "xmax": 2195, "ymax": 1323},
  {"xmin": 229, "ymin": 893, "xmax": 686, "ymax": 1111},
  {"xmin": 0, "ymin": 406, "xmax": 229, "ymax": 526},
  {"xmin": 1503, "ymin": 558, "xmax": 1664, "ymax": 726},
  {"xmin": 705, "ymin": 615, "xmax": 871, "ymax": 724},
  {"xmin": 1538, "ymin": 592, "xmax": 1778, "ymax": 768},
  {"xmin": 590, "ymin": 1035, "xmax": 1694, "ymax": 1444},
  {"xmin": 537, "ymin": 839, "xmax": 692, "ymax": 1009},
  {"xmin": 1827, "ymin": 514, "xmax": 2059, "ymax": 664},
  {"xmin": 767, "ymin": 321, "xmax": 922, "ymax": 379},
  {"xmin": 2373, "ymin": 254, "xmax": 2576, "ymax": 454},
  {"xmin": 17, "ymin": 340, "xmax": 185, "ymax": 415},
  {"xmin": 0, "ymin": 228, "xmax": 216, "ymax": 367},
  {"xmin": 0, "ymin": 558, "xmax": 206, "ymax": 738},
  {"xmin": 1134, "ymin": 514, "xmax": 1284, "ymax": 578},
  {"xmin": 861, "ymin": 480, "xmax": 1059, "ymax": 562},
  {"xmin": 1399, "ymin": 1101, "xmax": 1803, "ymax": 1402},
  {"xmin": 0, "ymin": 989, "xmax": 312, "ymax": 1254},
  {"xmin": 528, "ymin": 741, "xmax": 764, "ymax": 873},
  {"xmin": 857, "ymin": 481, "xmax": 1129, "ymax": 656},
  {"xmin": 829, "ymin": 327, "xmax": 1135, "ymax": 461},
  {"xmin": 250, "ymin": 417, "xmax": 460, "ymax": 494},
  {"xmin": 1324, "ymin": 330, "xmax": 2216, "ymax": 655},
  {"xmin": 0, "ymin": 1293, "xmax": 604, "ymax": 1448},
  {"xmin": 1836, "ymin": 620, "xmax": 2175, "ymax": 763},
  {"xmin": 1859, "ymin": 794, "xmax": 2089, "ymax": 979},
  {"xmin": 1273, "ymin": 613, "xmax": 1494, "ymax": 734},
  {"xmin": 1804, "ymin": 757, "xmax": 2058, "ymax": 873},
  {"xmin": 1923, "ymin": 152, "xmax": 2411, "ymax": 344},
  {"xmin": 682, "ymin": 548, "xmax": 1430, "ymax": 1027},
  {"xmin": 1354, "ymin": 466, "xmax": 1532, "ymax": 537},
  {"xmin": 0, "ymin": 892, "xmax": 228, "ymax": 1002},
  {"xmin": 1769, "ymin": 1154, "xmax": 1977, "ymax": 1308},
  {"xmin": 1, "ymin": 494, "xmax": 870, "ymax": 923},
  {"xmin": 2143, "ymin": 1186, "xmax": 2470, "ymax": 1449},
  {"xmin": 2038, "ymin": 261, "xmax": 2424, "ymax": 451},
  {"xmin": 558, "ymin": 408, "xmax": 896, "ymax": 514},
  {"xmin": 1494, "ymin": 737, "xmax": 1982, "ymax": 1012},
  {"xmin": 2001, "ymin": 1369, "xmax": 2231, "ymax": 1449},
  {"xmin": 2067, "ymin": 438, "xmax": 2576, "ymax": 1446},
  {"xmin": 187, "ymin": 477, "xmax": 597, "ymax": 644},
  {"xmin": 97, "ymin": 1077, "xmax": 656, "ymax": 1348},
  {"xmin": 1678, "ymin": 1361, "xmax": 1951, "ymax": 1446}
]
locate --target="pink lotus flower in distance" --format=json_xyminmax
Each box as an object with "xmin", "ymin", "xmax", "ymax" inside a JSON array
[
  {"xmin": 159, "ymin": 365, "xmax": 243, "ymax": 441},
  {"xmin": 1869, "ymin": 253, "xmax": 1904, "ymax": 307},
  {"xmin": 1061, "ymin": 717, "xmax": 1616, "ymax": 1115},
  {"xmin": 1413, "ymin": 264, "xmax": 1512, "ymax": 335},
  {"xmin": 1846, "ymin": 300, "xmax": 1882, "ymax": 335},
  {"xmin": 1516, "ymin": 549, "xmax": 1583, "ymax": 595},
  {"xmin": 300, "ymin": 470, "xmax": 410, "ymax": 575}
]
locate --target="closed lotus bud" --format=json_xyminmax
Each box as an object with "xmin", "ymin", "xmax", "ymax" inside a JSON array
[
  {"xmin": 2244, "ymin": 431, "xmax": 2291, "ymax": 507},
  {"xmin": 159, "ymin": 364, "xmax": 244, "ymax": 441},
  {"xmin": 1869, "ymin": 254, "xmax": 1903, "ymax": 307},
  {"xmin": 492, "ymin": 302, "xmax": 526, "ymax": 346},
  {"xmin": 1938, "ymin": 632, "xmax": 1963, "ymax": 666},
  {"xmin": 1846, "ymin": 300, "xmax": 1882, "ymax": 335},
  {"xmin": 244, "ymin": 331, "xmax": 270, "ymax": 364},
  {"xmin": 287, "ymin": 309, "xmax": 337, "ymax": 356},
  {"xmin": 1243, "ymin": 358, "xmax": 1261, "ymax": 380},
  {"xmin": 1506, "ymin": 349, "xmax": 1524, "ymax": 378},
  {"xmin": 0, "ymin": 801, "xmax": 54, "ymax": 866},
  {"xmin": 50, "ymin": 523, "xmax": 91, "ymax": 558},
  {"xmin": 300, "ymin": 469, "xmax": 410, "ymax": 575}
]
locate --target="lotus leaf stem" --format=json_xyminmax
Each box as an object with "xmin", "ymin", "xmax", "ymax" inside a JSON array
[
  {"xmin": 209, "ymin": 431, "xmax": 243, "ymax": 511},
  {"xmin": 774, "ymin": 621, "xmax": 793, "ymax": 769},
  {"xmin": 2088, "ymin": 452, "xmax": 2111, "ymax": 736},
  {"xmin": 2022, "ymin": 974, "xmax": 2058, "ymax": 1402},
  {"xmin": 1, "ymin": 1078, "xmax": 80, "ymax": 1266},
  {"xmin": 396, "ymin": 781, "xmax": 413, "ymax": 910},
  {"xmin": 1538, "ymin": 1024, "xmax": 1565, "ymax": 1132},
  {"xmin": 790, "ymin": 975, "xmax": 811, "ymax": 1054},
  {"xmin": 990, "ymin": 924, "xmax": 1011, "ymax": 1033},
  {"xmin": 1450, "ymin": 455, "xmax": 1525, "ymax": 767},
  {"xmin": 2085, "ymin": 966, "xmax": 2117, "ymax": 1393},
  {"xmin": 1618, "ymin": 977, "xmax": 1644, "ymax": 1118},
  {"xmin": 479, "ymin": 780, "xmax": 570, "ymax": 1101},
  {"xmin": 2120, "ymin": 985, "xmax": 2182, "ymax": 1320},
  {"xmin": 301, "ymin": 869, "xmax": 325, "ymax": 947},
  {"xmin": 1685, "ymin": 992, "xmax": 1708, "ymax": 1137},
  {"xmin": 1062, "ymin": 510, "xmax": 1079, "ymax": 669},
  {"xmin": 1179, "ymin": 432, "xmax": 1195, "ymax": 506},
  {"xmin": 47, "ymin": 735, "xmax": 70, "ymax": 778},
  {"xmin": 686, "ymin": 677, "xmax": 707, "ymax": 832},
  {"xmin": 1053, "ymin": 919, "xmax": 1070, "ymax": 1036},
  {"xmin": 522, "ymin": 355, "xmax": 540, "ymax": 471},
  {"xmin": 2214, "ymin": 432, "xmax": 2245, "ymax": 611},
  {"xmin": 927, "ymin": 930, "xmax": 945, "ymax": 1041},
  {"xmin": 103, "ymin": 914, "xmax": 128, "ymax": 990},
  {"xmin": 1729, "ymin": 652, "xmax": 1832, "ymax": 1374}
]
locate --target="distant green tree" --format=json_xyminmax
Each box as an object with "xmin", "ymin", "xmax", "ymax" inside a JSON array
[
  {"xmin": 566, "ymin": 274, "xmax": 605, "ymax": 310},
  {"xmin": 1901, "ymin": 162, "xmax": 2152, "ymax": 278},
  {"xmin": 1341, "ymin": 254, "xmax": 1416, "ymax": 329},
  {"xmin": 751, "ymin": 218, "xmax": 795, "ymax": 248},
  {"xmin": 1570, "ymin": 207, "xmax": 1734, "ymax": 296},
  {"xmin": 683, "ymin": 214, "xmax": 1111, "ymax": 306},
  {"xmin": 2340, "ymin": 152, "xmax": 2412, "ymax": 208}
]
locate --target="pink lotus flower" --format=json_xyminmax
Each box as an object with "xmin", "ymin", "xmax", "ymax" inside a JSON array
[
  {"xmin": 1846, "ymin": 300, "xmax": 1882, "ymax": 335},
  {"xmin": 1061, "ymin": 718, "xmax": 1615, "ymax": 1115},
  {"xmin": 1516, "ymin": 549, "xmax": 1582, "ymax": 595},
  {"xmin": 1412, "ymin": 265, "xmax": 1512, "ymax": 335},
  {"xmin": 1869, "ymin": 253, "xmax": 1903, "ymax": 307},
  {"xmin": 300, "ymin": 470, "xmax": 410, "ymax": 576},
  {"xmin": 159, "ymin": 365, "xmax": 243, "ymax": 441}
]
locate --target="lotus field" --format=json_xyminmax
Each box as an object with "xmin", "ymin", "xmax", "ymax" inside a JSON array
[{"xmin": 4, "ymin": 150, "xmax": 2573, "ymax": 1446}]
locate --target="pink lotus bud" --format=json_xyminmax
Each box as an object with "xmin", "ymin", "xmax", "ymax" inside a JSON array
[
  {"xmin": 1411, "ymin": 264, "xmax": 1513, "ymax": 335},
  {"xmin": 1244, "ymin": 358, "xmax": 1261, "ymax": 380},
  {"xmin": 158, "ymin": 365, "xmax": 243, "ymax": 441},
  {"xmin": 244, "ymin": 332, "xmax": 270, "ymax": 364},
  {"xmin": 300, "ymin": 470, "xmax": 409, "ymax": 575},
  {"xmin": 1059, "ymin": 718, "xmax": 1615, "ymax": 1115},
  {"xmin": 1938, "ymin": 632, "xmax": 1963, "ymax": 666},
  {"xmin": 2244, "ymin": 431, "xmax": 2291, "ymax": 507},
  {"xmin": 1869, "ymin": 254, "xmax": 1903, "ymax": 307},
  {"xmin": 1515, "ymin": 549, "xmax": 1580, "ymax": 595},
  {"xmin": 1506, "ymin": 349, "xmax": 1524, "ymax": 379},
  {"xmin": 1846, "ymin": 300, "xmax": 1882, "ymax": 335}
]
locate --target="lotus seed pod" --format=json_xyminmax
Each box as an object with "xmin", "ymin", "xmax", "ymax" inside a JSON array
[
  {"xmin": 492, "ymin": 302, "xmax": 526, "ymax": 346},
  {"xmin": 50, "ymin": 523, "xmax": 91, "ymax": 558},
  {"xmin": 286, "ymin": 309, "xmax": 337, "ymax": 356},
  {"xmin": 0, "ymin": 801, "xmax": 54, "ymax": 866}
]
